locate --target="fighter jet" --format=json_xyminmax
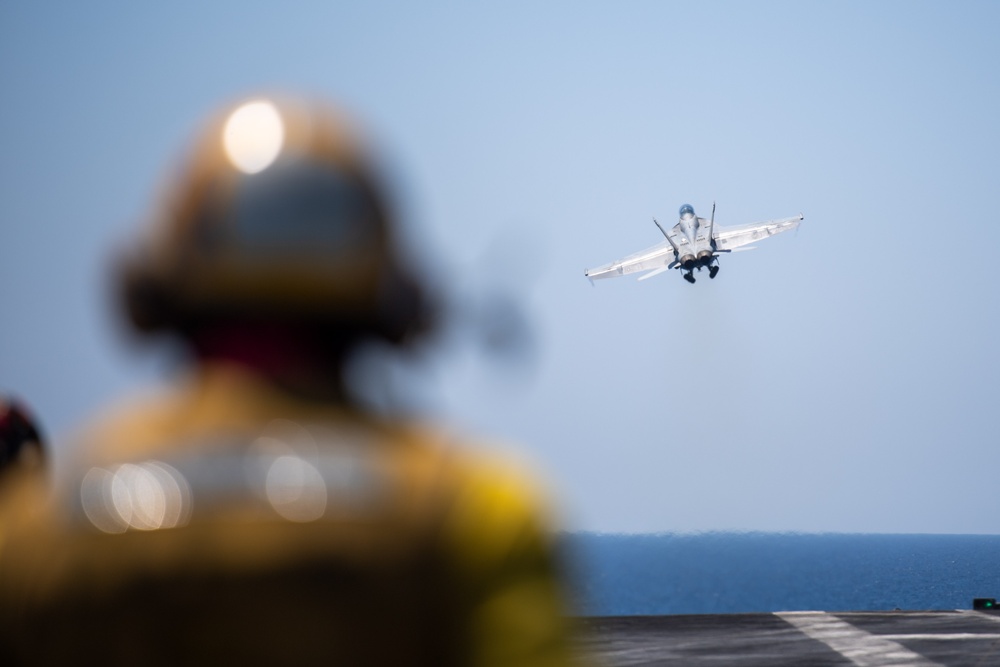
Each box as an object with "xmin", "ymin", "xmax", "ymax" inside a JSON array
[{"xmin": 585, "ymin": 203, "xmax": 803, "ymax": 284}]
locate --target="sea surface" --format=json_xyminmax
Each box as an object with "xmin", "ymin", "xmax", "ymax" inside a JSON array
[{"xmin": 562, "ymin": 532, "xmax": 1000, "ymax": 616}]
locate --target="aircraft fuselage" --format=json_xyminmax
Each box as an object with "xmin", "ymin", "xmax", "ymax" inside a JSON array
[{"xmin": 674, "ymin": 204, "xmax": 717, "ymax": 279}]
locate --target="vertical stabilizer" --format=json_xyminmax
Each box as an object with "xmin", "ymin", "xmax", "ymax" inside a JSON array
[
  {"xmin": 654, "ymin": 217, "xmax": 680, "ymax": 255},
  {"xmin": 707, "ymin": 201, "xmax": 716, "ymax": 248}
]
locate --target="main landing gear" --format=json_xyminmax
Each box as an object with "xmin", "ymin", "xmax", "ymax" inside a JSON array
[{"xmin": 683, "ymin": 262, "xmax": 720, "ymax": 284}]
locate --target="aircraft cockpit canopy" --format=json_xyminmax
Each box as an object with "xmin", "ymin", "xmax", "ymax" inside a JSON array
[{"xmin": 679, "ymin": 204, "xmax": 695, "ymax": 218}]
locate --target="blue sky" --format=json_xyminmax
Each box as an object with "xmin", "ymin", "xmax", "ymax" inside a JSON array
[{"xmin": 3, "ymin": 2, "xmax": 999, "ymax": 533}]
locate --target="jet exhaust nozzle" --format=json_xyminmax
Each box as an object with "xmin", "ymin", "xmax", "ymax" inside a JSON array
[{"xmin": 680, "ymin": 254, "xmax": 696, "ymax": 270}]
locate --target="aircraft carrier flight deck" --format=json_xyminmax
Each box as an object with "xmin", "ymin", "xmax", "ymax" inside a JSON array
[{"xmin": 577, "ymin": 609, "xmax": 1000, "ymax": 666}]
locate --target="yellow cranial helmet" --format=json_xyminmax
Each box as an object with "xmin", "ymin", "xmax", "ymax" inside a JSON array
[{"xmin": 119, "ymin": 96, "xmax": 428, "ymax": 345}]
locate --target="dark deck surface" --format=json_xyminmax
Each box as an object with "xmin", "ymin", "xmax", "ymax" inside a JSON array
[{"xmin": 577, "ymin": 610, "xmax": 1000, "ymax": 666}]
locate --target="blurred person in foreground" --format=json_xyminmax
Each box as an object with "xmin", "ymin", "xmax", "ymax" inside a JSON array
[{"xmin": 0, "ymin": 97, "xmax": 575, "ymax": 666}]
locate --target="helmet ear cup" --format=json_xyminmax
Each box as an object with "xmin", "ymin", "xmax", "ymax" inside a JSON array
[
  {"xmin": 119, "ymin": 257, "xmax": 177, "ymax": 334},
  {"xmin": 375, "ymin": 267, "xmax": 434, "ymax": 346}
]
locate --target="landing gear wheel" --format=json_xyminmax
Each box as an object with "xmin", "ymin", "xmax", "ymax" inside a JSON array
[
  {"xmin": 684, "ymin": 272, "xmax": 696, "ymax": 284},
  {"xmin": 709, "ymin": 265, "xmax": 719, "ymax": 279}
]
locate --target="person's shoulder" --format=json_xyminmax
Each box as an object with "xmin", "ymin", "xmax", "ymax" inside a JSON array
[
  {"xmin": 402, "ymin": 426, "xmax": 560, "ymax": 563},
  {"xmin": 451, "ymin": 442, "xmax": 555, "ymax": 517},
  {"xmin": 64, "ymin": 364, "xmax": 331, "ymax": 463},
  {"xmin": 389, "ymin": 422, "xmax": 554, "ymax": 510},
  {"xmin": 67, "ymin": 382, "xmax": 192, "ymax": 464}
]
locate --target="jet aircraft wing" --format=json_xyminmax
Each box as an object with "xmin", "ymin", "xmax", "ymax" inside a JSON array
[
  {"xmin": 585, "ymin": 240, "xmax": 677, "ymax": 282},
  {"xmin": 713, "ymin": 214, "xmax": 803, "ymax": 252}
]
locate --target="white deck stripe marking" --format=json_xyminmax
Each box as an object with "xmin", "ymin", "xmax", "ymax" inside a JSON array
[
  {"xmin": 957, "ymin": 609, "xmax": 1000, "ymax": 624},
  {"xmin": 775, "ymin": 612, "xmax": 945, "ymax": 667},
  {"xmin": 880, "ymin": 633, "xmax": 1000, "ymax": 640}
]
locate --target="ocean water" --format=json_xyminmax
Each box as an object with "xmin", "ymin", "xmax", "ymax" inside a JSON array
[{"xmin": 561, "ymin": 532, "xmax": 1000, "ymax": 616}]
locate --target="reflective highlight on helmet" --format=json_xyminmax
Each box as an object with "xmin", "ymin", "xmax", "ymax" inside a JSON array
[
  {"xmin": 222, "ymin": 100, "xmax": 285, "ymax": 174},
  {"xmin": 81, "ymin": 461, "xmax": 192, "ymax": 533}
]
